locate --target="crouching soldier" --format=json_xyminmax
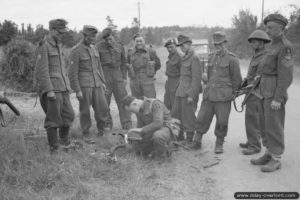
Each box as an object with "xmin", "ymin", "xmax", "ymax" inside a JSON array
[
  {"xmin": 123, "ymin": 95, "xmax": 178, "ymax": 159},
  {"xmin": 69, "ymin": 25, "xmax": 109, "ymax": 144},
  {"xmin": 35, "ymin": 19, "xmax": 75, "ymax": 153}
]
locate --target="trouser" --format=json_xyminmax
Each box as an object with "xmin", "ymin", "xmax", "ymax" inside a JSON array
[
  {"xmin": 164, "ymin": 77, "xmax": 179, "ymax": 111},
  {"xmin": 40, "ymin": 91, "xmax": 75, "ymax": 129},
  {"xmin": 245, "ymin": 95, "xmax": 265, "ymax": 151},
  {"xmin": 132, "ymin": 127, "xmax": 172, "ymax": 156},
  {"xmin": 103, "ymin": 68, "xmax": 132, "ymax": 129},
  {"xmin": 40, "ymin": 91, "xmax": 75, "ymax": 149},
  {"xmin": 130, "ymin": 73, "xmax": 156, "ymax": 99},
  {"xmin": 79, "ymin": 87, "xmax": 108, "ymax": 134},
  {"xmin": 171, "ymin": 96, "xmax": 197, "ymax": 133},
  {"xmin": 195, "ymin": 100, "xmax": 231, "ymax": 138},
  {"xmin": 262, "ymin": 97, "xmax": 286, "ymax": 158}
]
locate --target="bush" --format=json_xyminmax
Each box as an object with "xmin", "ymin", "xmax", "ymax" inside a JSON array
[{"xmin": 0, "ymin": 39, "xmax": 36, "ymax": 92}]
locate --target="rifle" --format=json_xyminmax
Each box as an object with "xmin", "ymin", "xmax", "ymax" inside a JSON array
[
  {"xmin": 0, "ymin": 95, "xmax": 21, "ymax": 127},
  {"xmin": 232, "ymin": 76, "xmax": 263, "ymax": 112}
]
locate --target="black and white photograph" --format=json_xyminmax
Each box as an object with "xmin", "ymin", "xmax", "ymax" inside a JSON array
[{"xmin": 0, "ymin": 0, "xmax": 299, "ymax": 199}]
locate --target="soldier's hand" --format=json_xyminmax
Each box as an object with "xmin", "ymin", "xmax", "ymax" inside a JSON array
[
  {"xmin": 76, "ymin": 91, "xmax": 83, "ymax": 100},
  {"xmin": 270, "ymin": 100, "xmax": 281, "ymax": 110},
  {"xmin": 187, "ymin": 97, "xmax": 193, "ymax": 104},
  {"xmin": 123, "ymin": 79, "xmax": 127, "ymax": 87},
  {"xmin": 102, "ymin": 84, "xmax": 109, "ymax": 95},
  {"xmin": 129, "ymin": 128, "xmax": 142, "ymax": 133},
  {"xmin": 47, "ymin": 91, "xmax": 56, "ymax": 101}
]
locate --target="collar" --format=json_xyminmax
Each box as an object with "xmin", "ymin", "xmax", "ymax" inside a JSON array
[
  {"xmin": 183, "ymin": 49, "xmax": 195, "ymax": 59},
  {"xmin": 168, "ymin": 50, "xmax": 178, "ymax": 59},
  {"xmin": 46, "ymin": 35, "xmax": 58, "ymax": 47},
  {"xmin": 133, "ymin": 46, "xmax": 148, "ymax": 54},
  {"xmin": 80, "ymin": 41, "xmax": 92, "ymax": 49},
  {"xmin": 216, "ymin": 49, "xmax": 227, "ymax": 57}
]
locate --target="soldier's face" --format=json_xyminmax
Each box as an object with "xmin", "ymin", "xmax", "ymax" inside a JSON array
[
  {"xmin": 135, "ymin": 37, "xmax": 145, "ymax": 50},
  {"xmin": 84, "ymin": 35, "xmax": 96, "ymax": 46},
  {"xmin": 125, "ymin": 102, "xmax": 140, "ymax": 113},
  {"xmin": 105, "ymin": 35, "xmax": 115, "ymax": 45},
  {"xmin": 166, "ymin": 44, "xmax": 176, "ymax": 54},
  {"xmin": 180, "ymin": 43, "xmax": 191, "ymax": 53},
  {"xmin": 250, "ymin": 40, "xmax": 264, "ymax": 51},
  {"xmin": 266, "ymin": 22, "xmax": 283, "ymax": 39},
  {"xmin": 214, "ymin": 42, "xmax": 225, "ymax": 52},
  {"xmin": 52, "ymin": 30, "xmax": 65, "ymax": 43}
]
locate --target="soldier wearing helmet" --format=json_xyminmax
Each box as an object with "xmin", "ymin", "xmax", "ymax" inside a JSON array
[
  {"xmin": 239, "ymin": 29, "xmax": 271, "ymax": 155},
  {"xmin": 250, "ymin": 14, "xmax": 294, "ymax": 172}
]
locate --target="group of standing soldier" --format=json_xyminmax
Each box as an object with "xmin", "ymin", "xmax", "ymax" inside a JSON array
[{"xmin": 35, "ymin": 13, "xmax": 293, "ymax": 173}]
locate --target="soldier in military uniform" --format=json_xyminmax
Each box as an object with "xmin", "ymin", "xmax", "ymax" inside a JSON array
[
  {"xmin": 69, "ymin": 25, "xmax": 108, "ymax": 143},
  {"xmin": 128, "ymin": 33, "xmax": 161, "ymax": 99},
  {"xmin": 35, "ymin": 19, "xmax": 75, "ymax": 153},
  {"xmin": 171, "ymin": 35, "xmax": 203, "ymax": 144},
  {"xmin": 164, "ymin": 39, "xmax": 182, "ymax": 110},
  {"xmin": 123, "ymin": 95, "xmax": 175, "ymax": 158},
  {"xmin": 239, "ymin": 30, "xmax": 271, "ymax": 155},
  {"xmin": 190, "ymin": 32, "xmax": 242, "ymax": 154},
  {"xmin": 251, "ymin": 14, "xmax": 294, "ymax": 172},
  {"xmin": 96, "ymin": 28, "xmax": 132, "ymax": 130}
]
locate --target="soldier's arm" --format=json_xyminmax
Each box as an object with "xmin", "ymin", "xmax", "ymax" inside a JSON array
[
  {"xmin": 137, "ymin": 117, "xmax": 144, "ymax": 128},
  {"xmin": 68, "ymin": 49, "xmax": 81, "ymax": 92},
  {"xmin": 229, "ymin": 57, "xmax": 242, "ymax": 92},
  {"xmin": 141, "ymin": 101, "xmax": 164, "ymax": 135},
  {"xmin": 187, "ymin": 56, "xmax": 203, "ymax": 99},
  {"xmin": 35, "ymin": 44, "xmax": 53, "ymax": 94},
  {"xmin": 120, "ymin": 45, "xmax": 128, "ymax": 80},
  {"xmin": 150, "ymin": 50, "xmax": 161, "ymax": 72},
  {"xmin": 274, "ymin": 46, "xmax": 294, "ymax": 102}
]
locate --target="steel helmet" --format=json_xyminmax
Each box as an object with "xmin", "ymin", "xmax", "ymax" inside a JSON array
[{"xmin": 248, "ymin": 30, "xmax": 271, "ymax": 43}]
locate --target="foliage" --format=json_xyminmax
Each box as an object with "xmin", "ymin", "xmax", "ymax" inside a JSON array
[
  {"xmin": 0, "ymin": 39, "xmax": 36, "ymax": 91},
  {"xmin": 286, "ymin": 4, "xmax": 300, "ymax": 63},
  {"xmin": 0, "ymin": 20, "xmax": 18, "ymax": 46},
  {"xmin": 227, "ymin": 9, "xmax": 258, "ymax": 58}
]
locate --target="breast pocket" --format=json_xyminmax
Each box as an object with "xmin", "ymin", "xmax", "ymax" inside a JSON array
[
  {"xmin": 48, "ymin": 50, "xmax": 60, "ymax": 66},
  {"xmin": 80, "ymin": 54, "xmax": 91, "ymax": 68},
  {"xmin": 112, "ymin": 48, "xmax": 121, "ymax": 63},
  {"xmin": 99, "ymin": 49, "xmax": 111, "ymax": 63},
  {"xmin": 218, "ymin": 64, "xmax": 230, "ymax": 77}
]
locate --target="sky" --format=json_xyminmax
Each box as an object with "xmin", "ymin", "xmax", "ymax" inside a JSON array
[{"xmin": 0, "ymin": 0, "xmax": 299, "ymax": 31}]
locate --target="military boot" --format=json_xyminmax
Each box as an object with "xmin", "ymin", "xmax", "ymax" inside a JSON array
[
  {"xmin": 184, "ymin": 131, "xmax": 194, "ymax": 145},
  {"xmin": 47, "ymin": 128, "xmax": 59, "ymax": 154},
  {"xmin": 242, "ymin": 148, "xmax": 260, "ymax": 155},
  {"xmin": 188, "ymin": 132, "xmax": 202, "ymax": 150},
  {"xmin": 239, "ymin": 142, "xmax": 249, "ymax": 149},
  {"xmin": 261, "ymin": 158, "xmax": 281, "ymax": 172},
  {"xmin": 215, "ymin": 137, "xmax": 224, "ymax": 154},
  {"xmin": 250, "ymin": 154, "xmax": 272, "ymax": 165},
  {"xmin": 59, "ymin": 126, "xmax": 70, "ymax": 146}
]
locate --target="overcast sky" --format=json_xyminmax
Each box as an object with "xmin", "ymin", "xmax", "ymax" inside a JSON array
[{"xmin": 0, "ymin": 0, "xmax": 299, "ymax": 31}]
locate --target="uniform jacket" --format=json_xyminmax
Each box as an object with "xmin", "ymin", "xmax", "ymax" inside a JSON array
[
  {"xmin": 175, "ymin": 49, "xmax": 203, "ymax": 99},
  {"xmin": 68, "ymin": 41, "xmax": 105, "ymax": 92},
  {"xmin": 35, "ymin": 35, "xmax": 71, "ymax": 95},
  {"xmin": 203, "ymin": 50, "xmax": 242, "ymax": 102},
  {"xmin": 96, "ymin": 40, "xmax": 128, "ymax": 80},
  {"xmin": 246, "ymin": 50, "xmax": 266, "ymax": 84},
  {"xmin": 259, "ymin": 35, "xmax": 294, "ymax": 102},
  {"xmin": 130, "ymin": 47, "xmax": 161, "ymax": 73},
  {"xmin": 137, "ymin": 98, "xmax": 172, "ymax": 138},
  {"xmin": 166, "ymin": 50, "xmax": 181, "ymax": 77}
]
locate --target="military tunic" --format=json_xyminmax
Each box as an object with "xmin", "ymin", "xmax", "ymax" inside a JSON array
[
  {"xmin": 69, "ymin": 41, "xmax": 108, "ymax": 134},
  {"xmin": 171, "ymin": 49, "xmax": 203, "ymax": 134},
  {"xmin": 259, "ymin": 34, "xmax": 293, "ymax": 157},
  {"xmin": 196, "ymin": 50, "xmax": 242, "ymax": 138},
  {"xmin": 35, "ymin": 35, "xmax": 75, "ymax": 129},
  {"xmin": 244, "ymin": 50, "xmax": 266, "ymax": 151},
  {"xmin": 129, "ymin": 47, "xmax": 161, "ymax": 99},
  {"xmin": 164, "ymin": 50, "xmax": 181, "ymax": 110},
  {"xmin": 96, "ymin": 40, "xmax": 132, "ymax": 129},
  {"xmin": 134, "ymin": 98, "xmax": 173, "ymax": 156}
]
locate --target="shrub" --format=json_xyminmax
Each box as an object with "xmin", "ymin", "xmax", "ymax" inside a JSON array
[{"xmin": 0, "ymin": 39, "xmax": 36, "ymax": 92}]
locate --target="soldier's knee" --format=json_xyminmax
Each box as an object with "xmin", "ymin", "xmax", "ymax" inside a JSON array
[
  {"xmin": 152, "ymin": 131, "xmax": 166, "ymax": 144},
  {"xmin": 216, "ymin": 123, "xmax": 228, "ymax": 132}
]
